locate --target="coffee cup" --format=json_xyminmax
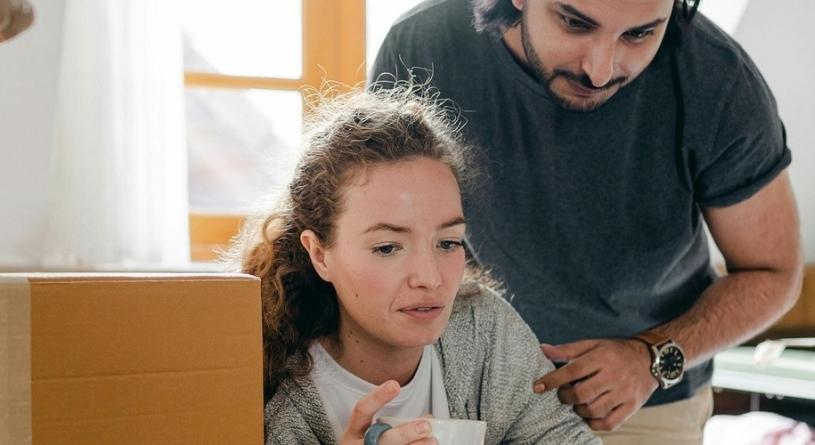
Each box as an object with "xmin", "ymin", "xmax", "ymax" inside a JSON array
[{"xmin": 377, "ymin": 416, "xmax": 487, "ymax": 445}]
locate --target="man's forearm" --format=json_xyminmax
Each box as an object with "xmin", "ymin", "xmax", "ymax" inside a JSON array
[{"xmin": 651, "ymin": 266, "xmax": 803, "ymax": 368}]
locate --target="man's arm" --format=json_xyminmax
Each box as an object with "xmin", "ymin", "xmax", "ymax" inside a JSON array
[
  {"xmin": 652, "ymin": 169, "xmax": 803, "ymax": 366},
  {"xmin": 534, "ymin": 171, "xmax": 804, "ymax": 431}
]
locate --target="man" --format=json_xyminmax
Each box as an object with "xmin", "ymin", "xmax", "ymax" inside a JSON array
[{"xmin": 370, "ymin": 0, "xmax": 804, "ymax": 443}]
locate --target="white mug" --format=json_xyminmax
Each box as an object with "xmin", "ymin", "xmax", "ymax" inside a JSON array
[{"xmin": 378, "ymin": 416, "xmax": 487, "ymax": 445}]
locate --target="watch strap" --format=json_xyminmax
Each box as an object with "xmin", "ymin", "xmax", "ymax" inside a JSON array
[{"xmin": 632, "ymin": 331, "xmax": 670, "ymax": 348}]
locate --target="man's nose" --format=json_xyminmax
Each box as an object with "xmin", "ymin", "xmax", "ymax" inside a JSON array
[{"xmin": 581, "ymin": 38, "xmax": 617, "ymax": 88}]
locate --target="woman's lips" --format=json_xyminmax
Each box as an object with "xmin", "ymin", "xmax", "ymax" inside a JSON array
[{"xmin": 399, "ymin": 306, "xmax": 444, "ymax": 320}]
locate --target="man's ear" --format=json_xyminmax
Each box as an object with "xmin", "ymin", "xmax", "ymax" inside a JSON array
[
  {"xmin": 512, "ymin": 0, "xmax": 524, "ymax": 11},
  {"xmin": 300, "ymin": 230, "xmax": 331, "ymax": 282}
]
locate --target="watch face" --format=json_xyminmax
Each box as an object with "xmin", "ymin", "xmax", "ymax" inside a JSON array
[{"xmin": 657, "ymin": 345, "xmax": 685, "ymax": 380}]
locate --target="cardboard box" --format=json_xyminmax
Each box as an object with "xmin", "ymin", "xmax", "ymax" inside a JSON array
[{"xmin": 0, "ymin": 273, "xmax": 263, "ymax": 445}]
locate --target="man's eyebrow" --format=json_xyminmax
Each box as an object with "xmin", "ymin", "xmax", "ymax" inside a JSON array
[
  {"xmin": 361, "ymin": 217, "xmax": 466, "ymax": 235},
  {"xmin": 556, "ymin": 2, "xmax": 668, "ymax": 30},
  {"xmin": 556, "ymin": 2, "xmax": 599, "ymax": 27},
  {"xmin": 627, "ymin": 17, "xmax": 668, "ymax": 31}
]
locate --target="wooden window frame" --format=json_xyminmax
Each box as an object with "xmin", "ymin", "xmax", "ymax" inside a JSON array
[{"xmin": 186, "ymin": 0, "xmax": 365, "ymax": 261}]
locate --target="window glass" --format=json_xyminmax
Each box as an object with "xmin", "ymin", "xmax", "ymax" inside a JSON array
[
  {"xmin": 186, "ymin": 88, "xmax": 303, "ymax": 213},
  {"xmin": 181, "ymin": 0, "xmax": 303, "ymax": 79}
]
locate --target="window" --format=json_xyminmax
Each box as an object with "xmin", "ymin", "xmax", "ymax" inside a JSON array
[
  {"xmin": 182, "ymin": 0, "xmax": 477, "ymax": 261},
  {"xmin": 182, "ymin": 0, "xmax": 365, "ymax": 261}
]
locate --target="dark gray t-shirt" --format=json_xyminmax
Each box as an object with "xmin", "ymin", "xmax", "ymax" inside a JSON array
[{"xmin": 371, "ymin": 0, "xmax": 791, "ymax": 405}]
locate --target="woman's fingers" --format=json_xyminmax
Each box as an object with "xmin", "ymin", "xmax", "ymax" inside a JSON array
[
  {"xmin": 380, "ymin": 420, "xmax": 435, "ymax": 445},
  {"xmin": 342, "ymin": 380, "xmax": 401, "ymax": 440},
  {"xmin": 341, "ymin": 381, "xmax": 438, "ymax": 445}
]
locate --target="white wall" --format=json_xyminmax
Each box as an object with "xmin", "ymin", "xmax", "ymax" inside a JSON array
[
  {"xmin": 699, "ymin": 0, "xmax": 751, "ymax": 35},
  {"xmin": 733, "ymin": 1, "xmax": 815, "ymax": 262},
  {"xmin": 0, "ymin": 0, "xmax": 65, "ymax": 266}
]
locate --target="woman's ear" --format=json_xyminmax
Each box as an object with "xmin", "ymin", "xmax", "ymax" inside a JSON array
[
  {"xmin": 512, "ymin": 0, "xmax": 524, "ymax": 11},
  {"xmin": 300, "ymin": 230, "xmax": 331, "ymax": 282}
]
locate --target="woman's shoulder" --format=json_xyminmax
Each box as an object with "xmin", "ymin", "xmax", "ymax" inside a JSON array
[
  {"xmin": 444, "ymin": 285, "xmax": 536, "ymax": 359},
  {"xmin": 264, "ymin": 390, "xmax": 312, "ymax": 444},
  {"xmin": 264, "ymin": 372, "xmax": 334, "ymax": 444},
  {"xmin": 450, "ymin": 283, "xmax": 525, "ymax": 329}
]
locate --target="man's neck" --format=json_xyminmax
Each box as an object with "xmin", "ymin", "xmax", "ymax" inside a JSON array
[{"xmin": 502, "ymin": 25, "xmax": 546, "ymax": 82}]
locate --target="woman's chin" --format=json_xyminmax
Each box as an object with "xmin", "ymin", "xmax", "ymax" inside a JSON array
[{"xmin": 390, "ymin": 330, "xmax": 444, "ymax": 349}]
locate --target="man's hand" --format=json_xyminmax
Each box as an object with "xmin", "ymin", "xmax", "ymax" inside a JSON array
[{"xmin": 533, "ymin": 339, "xmax": 658, "ymax": 431}]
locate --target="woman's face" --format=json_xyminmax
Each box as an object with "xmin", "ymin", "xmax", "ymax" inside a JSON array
[{"xmin": 305, "ymin": 157, "xmax": 467, "ymax": 352}]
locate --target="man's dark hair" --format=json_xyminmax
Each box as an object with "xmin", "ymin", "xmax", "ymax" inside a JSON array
[{"xmin": 472, "ymin": 0, "xmax": 701, "ymax": 39}]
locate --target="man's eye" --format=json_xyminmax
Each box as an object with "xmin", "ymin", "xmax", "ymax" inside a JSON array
[
  {"xmin": 561, "ymin": 15, "xmax": 591, "ymax": 31},
  {"xmin": 625, "ymin": 29, "xmax": 654, "ymax": 41},
  {"xmin": 372, "ymin": 244, "xmax": 400, "ymax": 256},
  {"xmin": 438, "ymin": 240, "xmax": 463, "ymax": 252}
]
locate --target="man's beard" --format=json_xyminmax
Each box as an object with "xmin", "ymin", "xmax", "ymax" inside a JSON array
[{"xmin": 519, "ymin": 11, "xmax": 628, "ymax": 112}]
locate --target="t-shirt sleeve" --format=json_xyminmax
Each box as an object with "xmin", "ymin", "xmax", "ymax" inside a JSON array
[{"xmin": 693, "ymin": 52, "xmax": 791, "ymax": 207}]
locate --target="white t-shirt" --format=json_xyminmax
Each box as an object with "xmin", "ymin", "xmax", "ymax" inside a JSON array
[{"xmin": 309, "ymin": 342, "xmax": 450, "ymax": 440}]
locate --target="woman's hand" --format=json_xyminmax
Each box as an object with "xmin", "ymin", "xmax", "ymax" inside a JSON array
[{"xmin": 339, "ymin": 380, "xmax": 437, "ymax": 445}]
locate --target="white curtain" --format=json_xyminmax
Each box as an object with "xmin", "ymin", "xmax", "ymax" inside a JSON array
[{"xmin": 42, "ymin": 0, "xmax": 189, "ymax": 267}]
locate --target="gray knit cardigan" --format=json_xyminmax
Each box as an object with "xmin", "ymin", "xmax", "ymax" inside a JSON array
[{"xmin": 264, "ymin": 289, "xmax": 600, "ymax": 444}]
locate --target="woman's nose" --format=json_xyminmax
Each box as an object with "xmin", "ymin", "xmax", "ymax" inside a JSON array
[{"xmin": 407, "ymin": 248, "xmax": 442, "ymax": 290}]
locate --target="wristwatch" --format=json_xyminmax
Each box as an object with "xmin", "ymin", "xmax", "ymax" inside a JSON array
[{"xmin": 631, "ymin": 332, "xmax": 685, "ymax": 389}]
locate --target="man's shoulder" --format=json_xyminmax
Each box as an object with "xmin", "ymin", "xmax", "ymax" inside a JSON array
[
  {"xmin": 677, "ymin": 13, "xmax": 757, "ymax": 85},
  {"xmin": 390, "ymin": 0, "xmax": 472, "ymax": 32},
  {"xmin": 381, "ymin": 0, "xmax": 478, "ymax": 54},
  {"xmin": 371, "ymin": 0, "xmax": 490, "ymax": 89},
  {"xmin": 391, "ymin": 0, "xmax": 454, "ymax": 27}
]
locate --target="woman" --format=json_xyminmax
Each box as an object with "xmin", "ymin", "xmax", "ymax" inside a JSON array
[{"xmin": 229, "ymin": 87, "xmax": 598, "ymax": 445}]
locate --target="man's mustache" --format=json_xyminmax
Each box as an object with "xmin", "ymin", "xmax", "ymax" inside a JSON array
[{"xmin": 553, "ymin": 69, "xmax": 627, "ymax": 91}]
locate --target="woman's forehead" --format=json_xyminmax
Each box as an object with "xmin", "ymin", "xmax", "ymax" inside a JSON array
[{"xmin": 336, "ymin": 159, "xmax": 464, "ymax": 233}]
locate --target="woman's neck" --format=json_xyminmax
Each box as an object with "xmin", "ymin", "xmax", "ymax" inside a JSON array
[{"xmin": 320, "ymin": 320, "xmax": 425, "ymax": 387}]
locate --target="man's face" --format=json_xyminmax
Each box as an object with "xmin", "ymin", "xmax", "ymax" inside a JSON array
[{"xmin": 509, "ymin": 0, "xmax": 674, "ymax": 111}]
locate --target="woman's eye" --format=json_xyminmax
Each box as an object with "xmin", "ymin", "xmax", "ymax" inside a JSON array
[
  {"xmin": 372, "ymin": 244, "xmax": 400, "ymax": 256},
  {"xmin": 561, "ymin": 15, "xmax": 591, "ymax": 31},
  {"xmin": 438, "ymin": 239, "xmax": 463, "ymax": 252}
]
